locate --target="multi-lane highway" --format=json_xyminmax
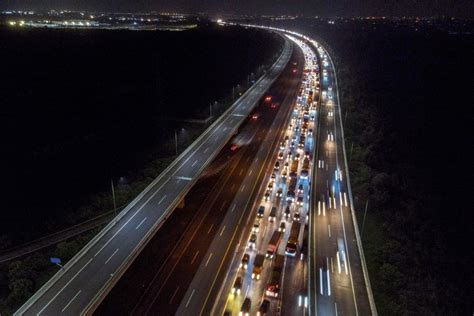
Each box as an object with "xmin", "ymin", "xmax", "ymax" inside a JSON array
[
  {"xmin": 15, "ymin": 36, "xmax": 293, "ymax": 316},
  {"xmin": 94, "ymin": 43, "xmax": 304, "ymax": 315}
]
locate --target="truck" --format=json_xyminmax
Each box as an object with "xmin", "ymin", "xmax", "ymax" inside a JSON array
[
  {"xmin": 266, "ymin": 231, "xmax": 282, "ymax": 259},
  {"xmin": 287, "ymin": 177, "xmax": 297, "ymax": 200},
  {"xmin": 285, "ymin": 221, "xmax": 301, "ymax": 256},
  {"xmin": 265, "ymin": 254, "xmax": 285, "ymax": 298},
  {"xmin": 301, "ymin": 157, "xmax": 310, "ymax": 179},
  {"xmin": 252, "ymin": 254, "xmax": 265, "ymax": 280},
  {"xmin": 290, "ymin": 159, "xmax": 298, "ymax": 174}
]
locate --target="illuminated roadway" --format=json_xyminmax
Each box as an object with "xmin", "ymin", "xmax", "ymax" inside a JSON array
[{"xmin": 15, "ymin": 37, "xmax": 293, "ymax": 316}]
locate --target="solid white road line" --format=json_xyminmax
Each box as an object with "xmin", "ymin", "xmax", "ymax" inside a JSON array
[
  {"xmin": 61, "ymin": 290, "xmax": 81, "ymax": 313},
  {"xmin": 205, "ymin": 253, "xmax": 213, "ymax": 267},
  {"xmin": 38, "ymin": 258, "xmax": 93, "ymax": 315},
  {"xmin": 327, "ymin": 260, "xmax": 331, "ymax": 296},
  {"xmin": 344, "ymin": 192, "xmax": 348, "ymax": 207},
  {"xmin": 191, "ymin": 251, "xmax": 199, "ymax": 264},
  {"xmin": 337, "ymin": 251, "xmax": 341, "ymax": 274},
  {"xmin": 318, "ymin": 201, "xmax": 321, "ymax": 215},
  {"xmin": 169, "ymin": 286, "xmax": 180, "ymax": 304},
  {"xmin": 185, "ymin": 289, "xmax": 195, "ymax": 308},
  {"xmin": 319, "ymin": 268, "xmax": 323, "ymax": 295},
  {"xmin": 104, "ymin": 248, "xmax": 119, "ymax": 265},
  {"xmin": 176, "ymin": 176, "xmax": 192, "ymax": 181},
  {"xmin": 323, "ymin": 202, "xmax": 326, "ymax": 216},
  {"xmin": 135, "ymin": 217, "xmax": 147, "ymax": 230},
  {"xmin": 158, "ymin": 195, "xmax": 167, "ymax": 205}
]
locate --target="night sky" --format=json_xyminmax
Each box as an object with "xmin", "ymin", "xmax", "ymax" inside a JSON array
[{"xmin": 1, "ymin": 0, "xmax": 473, "ymax": 17}]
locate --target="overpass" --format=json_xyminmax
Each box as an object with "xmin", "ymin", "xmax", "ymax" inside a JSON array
[{"xmin": 15, "ymin": 35, "xmax": 293, "ymax": 316}]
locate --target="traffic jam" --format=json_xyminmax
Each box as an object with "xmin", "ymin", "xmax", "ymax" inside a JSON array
[{"xmin": 225, "ymin": 36, "xmax": 321, "ymax": 316}]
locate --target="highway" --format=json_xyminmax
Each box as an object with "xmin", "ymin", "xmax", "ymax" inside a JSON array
[
  {"xmin": 94, "ymin": 43, "xmax": 304, "ymax": 315},
  {"xmin": 15, "ymin": 36, "xmax": 293, "ymax": 316}
]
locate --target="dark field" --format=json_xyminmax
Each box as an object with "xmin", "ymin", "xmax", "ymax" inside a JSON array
[{"xmin": 0, "ymin": 25, "xmax": 283, "ymax": 245}]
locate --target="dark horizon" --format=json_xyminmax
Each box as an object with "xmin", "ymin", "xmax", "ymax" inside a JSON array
[{"xmin": 1, "ymin": 0, "xmax": 474, "ymax": 18}]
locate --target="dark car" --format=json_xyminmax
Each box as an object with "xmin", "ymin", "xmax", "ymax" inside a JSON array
[
  {"xmin": 240, "ymin": 297, "xmax": 251, "ymax": 316},
  {"xmin": 257, "ymin": 299, "xmax": 270, "ymax": 316},
  {"xmin": 232, "ymin": 276, "xmax": 242, "ymax": 295},
  {"xmin": 240, "ymin": 253, "xmax": 250, "ymax": 269}
]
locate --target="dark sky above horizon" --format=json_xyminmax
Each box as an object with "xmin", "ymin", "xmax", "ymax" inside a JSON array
[{"xmin": 1, "ymin": 0, "xmax": 473, "ymax": 17}]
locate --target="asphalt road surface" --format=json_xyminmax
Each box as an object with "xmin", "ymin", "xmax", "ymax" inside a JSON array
[{"xmin": 15, "ymin": 37, "xmax": 293, "ymax": 316}]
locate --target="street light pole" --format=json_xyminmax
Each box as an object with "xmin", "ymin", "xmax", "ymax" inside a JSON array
[
  {"xmin": 174, "ymin": 129, "xmax": 178, "ymax": 156},
  {"xmin": 111, "ymin": 178, "xmax": 117, "ymax": 216}
]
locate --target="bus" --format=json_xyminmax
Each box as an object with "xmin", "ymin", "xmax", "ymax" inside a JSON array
[{"xmin": 285, "ymin": 221, "xmax": 301, "ymax": 256}]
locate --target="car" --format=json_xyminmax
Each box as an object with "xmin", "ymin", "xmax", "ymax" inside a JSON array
[
  {"xmin": 257, "ymin": 206, "xmax": 265, "ymax": 218},
  {"xmin": 276, "ymin": 188, "xmax": 283, "ymax": 198},
  {"xmin": 232, "ymin": 276, "xmax": 242, "ymax": 295},
  {"xmin": 253, "ymin": 221, "xmax": 260, "ymax": 233},
  {"xmin": 295, "ymin": 153, "xmax": 301, "ymax": 160},
  {"xmin": 304, "ymin": 151, "xmax": 310, "ymax": 159},
  {"xmin": 284, "ymin": 206, "xmax": 291, "ymax": 218},
  {"xmin": 257, "ymin": 299, "xmax": 270, "ymax": 316},
  {"xmin": 240, "ymin": 298, "xmax": 251, "ymax": 316},
  {"xmin": 269, "ymin": 207, "xmax": 277, "ymax": 222},
  {"xmin": 281, "ymin": 169, "xmax": 288, "ymax": 180},
  {"xmin": 284, "ymin": 135, "xmax": 289, "ymax": 144},
  {"xmin": 267, "ymin": 181, "xmax": 274, "ymax": 191},
  {"xmin": 288, "ymin": 124, "xmax": 293, "ymax": 131},
  {"xmin": 297, "ymin": 184, "xmax": 304, "ymax": 194},
  {"xmin": 274, "ymin": 161, "xmax": 280, "ymax": 171},
  {"xmin": 248, "ymin": 233, "xmax": 257, "ymax": 248},
  {"xmin": 294, "ymin": 211, "xmax": 300, "ymax": 222},
  {"xmin": 290, "ymin": 141, "xmax": 295, "ymax": 148},
  {"xmin": 284, "ymin": 161, "xmax": 289, "ymax": 169},
  {"xmin": 287, "ymin": 152, "xmax": 292, "ymax": 161},
  {"xmin": 278, "ymin": 222, "xmax": 286, "ymax": 232},
  {"xmin": 278, "ymin": 151, "xmax": 284, "ymax": 160},
  {"xmin": 240, "ymin": 253, "xmax": 250, "ymax": 269},
  {"xmin": 264, "ymin": 96, "xmax": 272, "ymax": 102},
  {"xmin": 280, "ymin": 142, "xmax": 285, "ymax": 150},
  {"xmin": 308, "ymin": 128, "xmax": 313, "ymax": 136},
  {"xmin": 271, "ymin": 102, "xmax": 279, "ymax": 109},
  {"xmin": 271, "ymin": 172, "xmax": 276, "ymax": 182},
  {"xmin": 297, "ymin": 196, "xmax": 304, "ymax": 206},
  {"xmin": 264, "ymin": 190, "xmax": 271, "ymax": 201}
]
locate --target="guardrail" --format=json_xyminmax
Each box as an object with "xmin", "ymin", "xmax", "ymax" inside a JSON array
[{"xmin": 16, "ymin": 34, "xmax": 293, "ymax": 316}]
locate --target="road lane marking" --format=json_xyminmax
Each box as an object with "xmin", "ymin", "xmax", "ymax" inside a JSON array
[
  {"xmin": 158, "ymin": 195, "xmax": 167, "ymax": 205},
  {"xmin": 105, "ymin": 248, "xmax": 119, "ymax": 265},
  {"xmin": 319, "ymin": 268, "xmax": 323, "ymax": 294},
  {"xmin": 318, "ymin": 201, "xmax": 321, "ymax": 215},
  {"xmin": 329, "ymin": 197, "xmax": 332, "ymax": 209},
  {"xmin": 191, "ymin": 159, "xmax": 198, "ymax": 167},
  {"xmin": 249, "ymin": 169, "xmax": 253, "ymax": 175},
  {"xmin": 61, "ymin": 290, "xmax": 81, "ymax": 312},
  {"xmin": 327, "ymin": 257, "xmax": 331, "ymax": 296},
  {"xmin": 344, "ymin": 192, "xmax": 348, "ymax": 207},
  {"xmin": 169, "ymin": 286, "xmax": 180, "ymax": 304},
  {"xmin": 204, "ymin": 147, "xmax": 210, "ymax": 153},
  {"xmin": 207, "ymin": 224, "xmax": 214, "ymax": 234},
  {"xmin": 231, "ymin": 204, "xmax": 236, "ymax": 213},
  {"xmin": 335, "ymin": 302, "xmax": 339, "ymax": 316},
  {"xmin": 185, "ymin": 289, "xmax": 195, "ymax": 308},
  {"xmin": 191, "ymin": 251, "xmax": 199, "ymax": 264},
  {"xmin": 244, "ymin": 284, "xmax": 250, "ymax": 298},
  {"xmin": 240, "ymin": 185, "xmax": 246, "ymax": 192},
  {"xmin": 205, "ymin": 253, "xmax": 213, "ymax": 267},
  {"xmin": 220, "ymin": 226, "xmax": 226, "ymax": 236},
  {"xmin": 135, "ymin": 217, "xmax": 147, "ymax": 230},
  {"xmin": 323, "ymin": 201, "xmax": 326, "ymax": 216},
  {"xmin": 38, "ymin": 258, "xmax": 93, "ymax": 315},
  {"xmin": 339, "ymin": 192, "xmax": 343, "ymax": 207},
  {"xmin": 328, "ymin": 224, "xmax": 331, "ymax": 238},
  {"xmin": 239, "ymin": 168, "xmax": 244, "ymax": 176},
  {"xmin": 337, "ymin": 251, "xmax": 341, "ymax": 274},
  {"xmin": 176, "ymin": 176, "xmax": 192, "ymax": 181}
]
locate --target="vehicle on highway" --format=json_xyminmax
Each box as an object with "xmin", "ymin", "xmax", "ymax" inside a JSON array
[
  {"xmin": 240, "ymin": 253, "xmax": 250, "ymax": 269},
  {"xmin": 284, "ymin": 206, "xmax": 291, "ymax": 218},
  {"xmin": 285, "ymin": 221, "xmax": 301, "ymax": 256},
  {"xmin": 280, "ymin": 142, "xmax": 285, "ymax": 150},
  {"xmin": 290, "ymin": 140, "xmax": 295, "ymax": 148},
  {"xmin": 248, "ymin": 233, "xmax": 257, "ymax": 249},
  {"xmin": 297, "ymin": 195, "xmax": 304, "ymax": 206},
  {"xmin": 239, "ymin": 297, "xmax": 251, "ymax": 316},
  {"xmin": 251, "ymin": 113, "xmax": 259, "ymax": 120},
  {"xmin": 337, "ymin": 238, "xmax": 348, "ymax": 274},
  {"xmin": 294, "ymin": 211, "xmax": 300, "ymax": 222},
  {"xmin": 278, "ymin": 222, "xmax": 286, "ymax": 232},
  {"xmin": 276, "ymin": 187, "xmax": 283, "ymax": 198},
  {"xmin": 257, "ymin": 206, "xmax": 265, "ymax": 218},
  {"xmin": 287, "ymin": 177, "xmax": 297, "ymax": 201},
  {"xmin": 284, "ymin": 135, "xmax": 289, "ymax": 144},
  {"xmin": 297, "ymin": 184, "xmax": 304, "ymax": 194},
  {"xmin": 269, "ymin": 206, "xmax": 277, "ymax": 222},
  {"xmin": 295, "ymin": 152, "xmax": 301, "ymax": 161},
  {"xmin": 252, "ymin": 254, "xmax": 265, "ymax": 280},
  {"xmin": 264, "ymin": 190, "xmax": 271, "ymax": 202},
  {"xmin": 267, "ymin": 181, "xmax": 274, "ymax": 191},
  {"xmin": 264, "ymin": 96, "xmax": 272, "ymax": 102},
  {"xmin": 270, "ymin": 172, "xmax": 276, "ymax": 183},
  {"xmin": 281, "ymin": 169, "xmax": 287, "ymax": 181},
  {"xmin": 232, "ymin": 277, "xmax": 242, "ymax": 295},
  {"xmin": 278, "ymin": 151, "xmax": 284, "ymax": 160},
  {"xmin": 271, "ymin": 102, "xmax": 279, "ymax": 109},
  {"xmin": 257, "ymin": 299, "xmax": 270, "ymax": 316},
  {"xmin": 230, "ymin": 144, "xmax": 238, "ymax": 151},
  {"xmin": 265, "ymin": 255, "xmax": 285, "ymax": 297},
  {"xmin": 253, "ymin": 221, "xmax": 260, "ymax": 233},
  {"xmin": 266, "ymin": 230, "xmax": 282, "ymax": 259},
  {"xmin": 274, "ymin": 161, "xmax": 280, "ymax": 171}
]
